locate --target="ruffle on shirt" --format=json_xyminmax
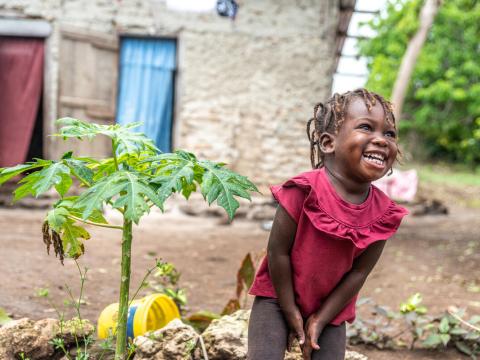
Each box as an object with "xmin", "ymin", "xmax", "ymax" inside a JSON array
[{"xmin": 281, "ymin": 174, "xmax": 409, "ymax": 249}]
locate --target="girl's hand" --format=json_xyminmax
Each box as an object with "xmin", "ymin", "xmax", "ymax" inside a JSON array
[
  {"xmin": 284, "ymin": 307, "xmax": 305, "ymax": 352},
  {"xmin": 301, "ymin": 313, "xmax": 325, "ymax": 360}
]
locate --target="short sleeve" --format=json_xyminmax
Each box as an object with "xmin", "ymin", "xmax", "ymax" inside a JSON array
[{"xmin": 270, "ymin": 177, "xmax": 309, "ymax": 223}]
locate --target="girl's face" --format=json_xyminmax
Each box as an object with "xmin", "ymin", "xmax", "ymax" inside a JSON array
[{"xmin": 331, "ymin": 98, "xmax": 398, "ymax": 182}]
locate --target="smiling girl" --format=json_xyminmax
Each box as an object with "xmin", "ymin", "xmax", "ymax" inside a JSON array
[{"xmin": 247, "ymin": 89, "xmax": 409, "ymax": 359}]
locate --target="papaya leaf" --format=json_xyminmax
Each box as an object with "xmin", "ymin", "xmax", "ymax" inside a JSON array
[
  {"xmin": 75, "ymin": 172, "xmax": 127, "ymax": 220},
  {"xmin": 198, "ymin": 160, "xmax": 258, "ymax": 220},
  {"xmin": 56, "ymin": 117, "xmax": 101, "ymax": 140},
  {"xmin": 0, "ymin": 160, "xmax": 51, "ymax": 185},
  {"xmin": 63, "ymin": 158, "xmax": 94, "ymax": 186},
  {"xmin": 55, "ymin": 172, "xmax": 73, "ymax": 197},
  {"xmin": 14, "ymin": 162, "xmax": 71, "ymax": 201},
  {"xmin": 55, "ymin": 118, "xmax": 157, "ymax": 156},
  {"xmin": 152, "ymin": 160, "xmax": 196, "ymax": 202},
  {"xmin": 113, "ymin": 172, "xmax": 165, "ymax": 223},
  {"xmin": 61, "ymin": 219, "xmax": 90, "ymax": 258},
  {"xmin": 47, "ymin": 207, "xmax": 70, "ymax": 232}
]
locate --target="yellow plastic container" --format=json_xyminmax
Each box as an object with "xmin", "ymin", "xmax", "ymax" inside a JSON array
[{"xmin": 97, "ymin": 294, "xmax": 180, "ymax": 339}]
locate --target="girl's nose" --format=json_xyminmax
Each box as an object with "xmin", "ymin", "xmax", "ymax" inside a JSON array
[{"xmin": 372, "ymin": 136, "xmax": 388, "ymax": 147}]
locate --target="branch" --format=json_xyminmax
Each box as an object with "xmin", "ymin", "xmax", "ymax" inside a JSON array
[
  {"xmin": 448, "ymin": 307, "xmax": 480, "ymax": 333},
  {"xmin": 68, "ymin": 215, "xmax": 123, "ymax": 230}
]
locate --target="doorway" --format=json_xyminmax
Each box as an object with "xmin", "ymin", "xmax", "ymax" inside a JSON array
[
  {"xmin": 116, "ymin": 37, "xmax": 177, "ymax": 152},
  {"xmin": 0, "ymin": 36, "xmax": 44, "ymax": 167}
]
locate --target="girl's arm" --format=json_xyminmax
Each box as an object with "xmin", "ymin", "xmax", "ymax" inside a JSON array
[
  {"xmin": 268, "ymin": 205, "xmax": 305, "ymax": 349},
  {"xmin": 301, "ymin": 240, "xmax": 386, "ymax": 360}
]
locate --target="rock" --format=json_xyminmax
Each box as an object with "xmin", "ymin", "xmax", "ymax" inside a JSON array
[
  {"xmin": 0, "ymin": 317, "xmax": 94, "ymax": 360},
  {"xmin": 345, "ymin": 350, "xmax": 369, "ymax": 360},
  {"xmin": 200, "ymin": 310, "xmax": 367, "ymax": 360},
  {"xmin": 134, "ymin": 318, "xmax": 201, "ymax": 360},
  {"xmin": 202, "ymin": 310, "xmax": 249, "ymax": 359},
  {"xmin": 283, "ymin": 345, "xmax": 368, "ymax": 360}
]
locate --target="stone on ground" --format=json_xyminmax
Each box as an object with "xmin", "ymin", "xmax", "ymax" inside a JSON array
[
  {"xmin": 0, "ymin": 317, "xmax": 94, "ymax": 360},
  {"xmin": 134, "ymin": 318, "xmax": 202, "ymax": 360}
]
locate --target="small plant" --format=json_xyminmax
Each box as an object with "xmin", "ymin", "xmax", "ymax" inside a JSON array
[
  {"xmin": 148, "ymin": 261, "xmax": 187, "ymax": 312},
  {"xmin": 0, "ymin": 118, "xmax": 258, "ymax": 359},
  {"xmin": 347, "ymin": 294, "xmax": 480, "ymax": 358}
]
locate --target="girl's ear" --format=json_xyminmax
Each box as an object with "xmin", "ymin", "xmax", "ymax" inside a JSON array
[{"xmin": 319, "ymin": 132, "xmax": 335, "ymax": 154}]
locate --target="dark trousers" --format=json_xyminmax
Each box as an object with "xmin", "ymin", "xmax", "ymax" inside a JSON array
[{"xmin": 248, "ymin": 296, "xmax": 346, "ymax": 360}]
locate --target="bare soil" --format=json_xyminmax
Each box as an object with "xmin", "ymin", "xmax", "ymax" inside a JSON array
[{"xmin": 0, "ymin": 199, "xmax": 479, "ymax": 359}]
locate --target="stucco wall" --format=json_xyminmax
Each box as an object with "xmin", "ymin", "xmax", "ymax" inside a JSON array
[{"xmin": 0, "ymin": 0, "xmax": 339, "ymax": 186}]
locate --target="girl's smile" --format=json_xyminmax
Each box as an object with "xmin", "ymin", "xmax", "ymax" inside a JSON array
[{"xmin": 334, "ymin": 98, "xmax": 398, "ymax": 183}]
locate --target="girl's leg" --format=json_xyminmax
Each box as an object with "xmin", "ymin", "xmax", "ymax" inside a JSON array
[
  {"xmin": 311, "ymin": 322, "xmax": 346, "ymax": 360},
  {"xmin": 247, "ymin": 296, "xmax": 288, "ymax": 360}
]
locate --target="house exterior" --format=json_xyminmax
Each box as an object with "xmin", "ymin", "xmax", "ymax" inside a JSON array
[{"xmin": 0, "ymin": 0, "xmax": 354, "ymax": 187}]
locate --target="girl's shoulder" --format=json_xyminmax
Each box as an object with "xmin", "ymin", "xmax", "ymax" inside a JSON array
[{"xmin": 275, "ymin": 168, "xmax": 409, "ymax": 247}]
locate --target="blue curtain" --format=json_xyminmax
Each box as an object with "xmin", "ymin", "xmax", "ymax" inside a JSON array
[{"xmin": 116, "ymin": 38, "xmax": 176, "ymax": 152}]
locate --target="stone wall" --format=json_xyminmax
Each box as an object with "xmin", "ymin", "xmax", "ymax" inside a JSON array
[{"xmin": 0, "ymin": 0, "xmax": 339, "ymax": 187}]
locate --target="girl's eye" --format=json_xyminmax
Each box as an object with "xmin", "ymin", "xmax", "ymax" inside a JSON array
[
  {"xmin": 385, "ymin": 130, "xmax": 397, "ymax": 138},
  {"xmin": 358, "ymin": 124, "xmax": 372, "ymax": 131}
]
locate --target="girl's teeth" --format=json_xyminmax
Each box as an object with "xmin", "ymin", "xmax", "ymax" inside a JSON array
[{"xmin": 363, "ymin": 155, "xmax": 384, "ymax": 166}]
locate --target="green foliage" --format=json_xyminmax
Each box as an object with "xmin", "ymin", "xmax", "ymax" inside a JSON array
[
  {"xmin": 148, "ymin": 261, "xmax": 188, "ymax": 311},
  {"xmin": 358, "ymin": 0, "xmax": 480, "ymax": 165},
  {"xmin": 0, "ymin": 118, "xmax": 258, "ymax": 263},
  {"xmin": 348, "ymin": 295, "xmax": 480, "ymax": 357},
  {"xmin": 0, "ymin": 118, "xmax": 258, "ymax": 359}
]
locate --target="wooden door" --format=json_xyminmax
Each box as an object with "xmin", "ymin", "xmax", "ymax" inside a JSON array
[{"xmin": 52, "ymin": 26, "xmax": 118, "ymax": 160}]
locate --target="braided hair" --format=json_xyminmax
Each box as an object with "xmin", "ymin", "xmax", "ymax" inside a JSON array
[{"xmin": 306, "ymin": 88, "xmax": 398, "ymax": 170}]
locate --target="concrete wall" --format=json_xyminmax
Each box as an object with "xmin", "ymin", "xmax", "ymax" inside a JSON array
[{"xmin": 0, "ymin": 0, "xmax": 340, "ymax": 187}]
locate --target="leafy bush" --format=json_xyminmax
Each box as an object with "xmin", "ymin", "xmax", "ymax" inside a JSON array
[
  {"xmin": 358, "ymin": 0, "xmax": 480, "ymax": 166},
  {"xmin": 348, "ymin": 294, "xmax": 480, "ymax": 358}
]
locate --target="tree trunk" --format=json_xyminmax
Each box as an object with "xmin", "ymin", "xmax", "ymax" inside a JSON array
[
  {"xmin": 392, "ymin": 0, "xmax": 441, "ymax": 120},
  {"xmin": 115, "ymin": 218, "xmax": 133, "ymax": 359}
]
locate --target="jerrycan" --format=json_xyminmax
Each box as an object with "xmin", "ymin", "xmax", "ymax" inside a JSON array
[{"xmin": 97, "ymin": 294, "xmax": 180, "ymax": 339}]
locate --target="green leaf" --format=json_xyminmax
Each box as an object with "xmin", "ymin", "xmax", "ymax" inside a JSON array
[
  {"xmin": 56, "ymin": 118, "xmax": 100, "ymax": 140},
  {"xmin": 423, "ymin": 334, "xmax": 442, "ymax": 347},
  {"xmin": 152, "ymin": 159, "xmax": 196, "ymax": 202},
  {"xmin": 0, "ymin": 307, "xmax": 12, "ymax": 325},
  {"xmin": 0, "ymin": 160, "xmax": 51, "ymax": 185},
  {"xmin": 61, "ymin": 219, "xmax": 90, "ymax": 258},
  {"xmin": 455, "ymin": 341, "xmax": 473, "ymax": 356},
  {"xmin": 55, "ymin": 118, "xmax": 158, "ymax": 156},
  {"xmin": 469, "ymin": 315, "xmax": 480, "ymax": 324},
  {"xmin": 63, "ymin": 158, "xmax": 94, "ymax": 186},
  {"xmin": 55, "ymin": 172, "xmax": 73, "ymax": 197},
  {"xmin": 14, "ymin": 162, "xmax": 71, "ymax": 201},
  {"xmin": 47, "ymin": 207, "xmax": 70, "ymax": 232},
  {"xmin": 113, "ymin": 172, "xmax": 165, "ymax": 223},
  {"xmin": 449, "ymin": 327, "xmax": 468, "ymax": 335},
  {"xmin": 439, "ymin": 317, "xmax": 450, "ymax": 333},
  {"xmin": 439, "ymin": 333, "xmax": 451, "ymax": 346},
  {"xmin": 199, "ymin": 160, "xmax": 258, "ymax": 220},
  {"xmin": 75, "ymin": 172, "xmax": 127, "ymax": 220}
]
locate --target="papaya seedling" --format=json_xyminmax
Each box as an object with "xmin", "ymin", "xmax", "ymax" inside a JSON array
[{"xmin": 0, "ymin": 118, "xmax": 259, "ymax": 360}]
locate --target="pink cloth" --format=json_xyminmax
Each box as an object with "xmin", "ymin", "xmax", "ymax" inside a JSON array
[
  {"xmin": 373, "ymin": 169, "xmax": 418, "ymax": 202},
  {"xmin": 0, "ymin": 38, "xmax": 44, "ymax": 167},
  {"xmin": 249, "ymin": 167, "xmax": 408, "ymax": 325}
]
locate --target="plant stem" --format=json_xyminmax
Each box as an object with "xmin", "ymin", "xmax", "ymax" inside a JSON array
[
  {"xmin": 128, "ymin": 265, "xmax": 157, "ymax": 307},
  {"xmin": 68, "ymin": 215, "xmax": 123, "ymax": 230},
  {"xmin": 112, "ymin": 140, "xmax": 120, "ymax": 171},
  {"xmin": 115, "ymin": 217, "xmax": 132, "ymax": 360}
]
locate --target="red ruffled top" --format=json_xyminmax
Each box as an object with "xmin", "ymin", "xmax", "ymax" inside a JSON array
[{"xmin": 249, "ymin": 167, "xmax": 408, "ymax": 325}]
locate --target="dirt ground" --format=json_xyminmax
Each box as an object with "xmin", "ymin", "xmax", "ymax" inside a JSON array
[{"xmin": 1, "ymin": 195, "xmax": 479, "ymax": 359}]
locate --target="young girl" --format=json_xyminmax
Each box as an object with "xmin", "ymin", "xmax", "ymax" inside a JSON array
[{"xmin": 247, "ymin": 88, "xmax": 408, "ymax": 360}]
